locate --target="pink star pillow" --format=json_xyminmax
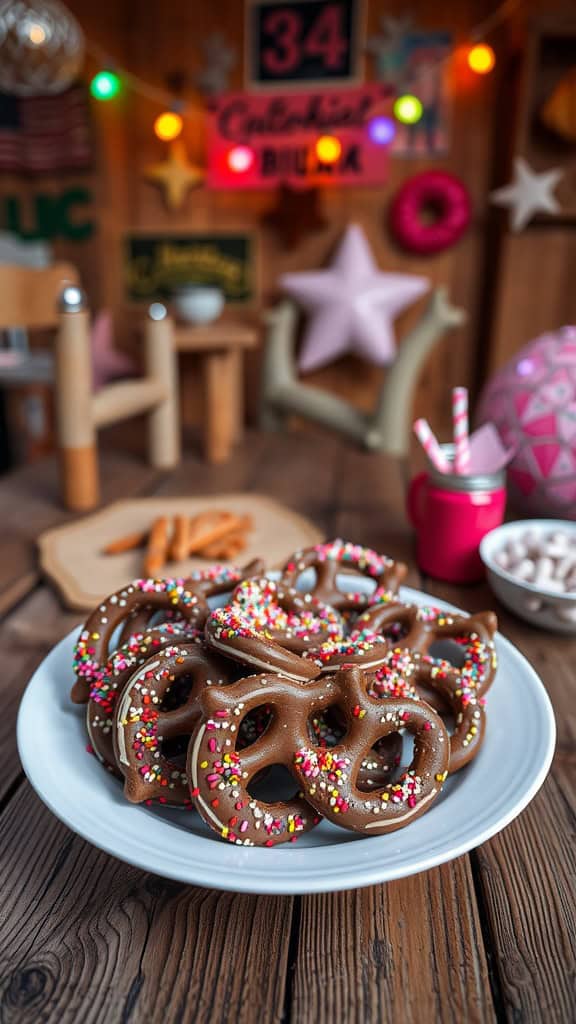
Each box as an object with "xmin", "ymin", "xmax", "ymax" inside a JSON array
[
  {"xmin": 91, "ymin": 310, "xmax": 135, "ymax": 392},
  {"xmin": 280, "ymin": 224, "xmax": 430, "ymax": 374}
]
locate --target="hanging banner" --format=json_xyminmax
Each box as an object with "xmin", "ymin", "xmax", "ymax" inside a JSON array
[{"xmin": 207, "ymin": 84, "xmax": 393, "ymax": 189}]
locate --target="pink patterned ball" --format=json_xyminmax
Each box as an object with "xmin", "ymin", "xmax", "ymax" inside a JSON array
[{"xmin": 477, "ymin": 326, "xmax": 576, "ymax": 518}]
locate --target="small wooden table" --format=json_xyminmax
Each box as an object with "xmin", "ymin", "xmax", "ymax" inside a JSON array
[{"xmin": 173, "ymin": 319, "xmax": 259, "ymax": 464}]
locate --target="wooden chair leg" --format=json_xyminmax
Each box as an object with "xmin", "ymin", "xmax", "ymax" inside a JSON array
[
  {"xmin": 145, "ymin": 312, "xmax": 180, "ymax": 469},
  {"xmin": 203, "ymin": 349, "xmax": 237, "ymax": 464},
  {"xmin": 228, "ymin": 348, "xmax": 244, "ymax": 441},
  {"xmin": 55, "ymin": 304, "xmax": 99, "ymax": 510}
]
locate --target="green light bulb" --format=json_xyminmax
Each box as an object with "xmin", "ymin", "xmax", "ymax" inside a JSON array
[
  {"xmin": 90, "ymin": 71, "xmax": 121, "ymax": 101},
  {"xmin": 393, "ymin": 94, "xmax": 423, "ymax": 125}
]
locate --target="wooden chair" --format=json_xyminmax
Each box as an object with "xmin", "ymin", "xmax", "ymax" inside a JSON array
[
  {"xmin": 260, "ymin": 288, "xmax": 466, "ymax": 458},
  {"xmin": 0, "ymin": 264, "xmax": 180, "ymax": 510}
]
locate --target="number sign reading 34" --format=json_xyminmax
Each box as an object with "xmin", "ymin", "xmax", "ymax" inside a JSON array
[{"xmin": 247, "ymin": 0, "xmax": 362, "ymax": 87}]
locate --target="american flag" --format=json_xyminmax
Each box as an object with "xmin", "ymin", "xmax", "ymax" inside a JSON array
[{"xmin": 0, "ymin": 85, "xmax": 92, "ymax": 173}]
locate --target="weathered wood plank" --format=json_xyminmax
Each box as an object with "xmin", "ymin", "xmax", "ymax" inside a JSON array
[
  {"xmin": 0, "ymin": 453, "xmax": 160, "ymax": 617},
  {"xmin": 0, "ymin": 785, "xmax": 293, "ymax": 1024},
  {"xmin": 424, "ymin": 575, "xmax": 576, "ymax": 1023},
  {"xmin": 5, "ymin": 438, "xmax": 557, "ymax": 1024},
  {"xmin": 472, "ymin": 770, "xmax": 576, "ymax": 1023},
  {"xmin": 292, "ymin": 859, "xmax": 495, "ymax": 1024}
]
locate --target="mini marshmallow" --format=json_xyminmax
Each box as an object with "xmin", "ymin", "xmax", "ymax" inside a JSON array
[
  {"xmin": 511, "ymin": 558, "xmax": 535, "ymax": 581},
  {"xmin": 549, "ymin": 531, "xmax": 572, "ymax": 548},
  {"xmin": 496, "ymin": 526, "xmax": 576, "ymax": 593},
  {"xmin": 542, "ymin": 542, "xmax": 571, "ymax": 559},
  {"xmin": 506, "ymin": 540, "xmax": 528, "ymax": 562},
  {"xmin": 524, "ymin": 596, "xmax": 543, "ymax": 612},
  {"xmin": 556, "ymin": 555, "xmax": 576, "ymax": 578},
  {"xmin": 533, "ymin": 557, "xmax": 554, "ymax": 584}
]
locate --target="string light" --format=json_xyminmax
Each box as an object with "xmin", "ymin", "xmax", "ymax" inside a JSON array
[
  {"xmin": 154, "ymin": 111, "xmax": 183, "ymax": 141},
  {"xmin": 315, "ymin": 135, "xmax": 342, "ymax": 164},
  {"xmin": 26, "ymin": 22, "xmax": 47, "ymax": 45},
  {"xmin": 83, "ymin": 0, "xmax": 518, "ymax": 131},
  {"xmin": 227, "ymin": 145, "xmax": 254, "ymax": 173},
  {"xmin": 467, "ymin": 43, "xmax": 496, "ymax": 74},
  {"xmin": 90, "ymin": 70, "xmax": 121, "ymax": 101},
  {"xmin": 368, "ymin": 116, "xmax": 396, "ymax": 145},
  {"xmin": 394, "ymin": 95, "xmax": 423, "ymax": 125}
]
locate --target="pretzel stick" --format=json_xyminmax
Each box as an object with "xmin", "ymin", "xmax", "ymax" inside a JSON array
[
  {"xmin": 187, "ymin": 511, "xmax": 245, "ymax": 555},
  {"xmin": 144, "ymin": 516, "xmax": 170, "ymax": 577},
  {"xmin": 102, "ymin": 529, "xmax": 149, "ymax": 555},
  {"xmin": 170, "ymin": 515, "xmax": 191, "ymax": 562},
  {"xmin": 201, "ymin": 530, "xmax": 248, "ymax": 559}
]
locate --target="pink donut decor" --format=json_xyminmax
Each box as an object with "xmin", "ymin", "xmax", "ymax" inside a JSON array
[{"xmin": 389, "ymin": 171, "xmax": 472, "ymax": 256}]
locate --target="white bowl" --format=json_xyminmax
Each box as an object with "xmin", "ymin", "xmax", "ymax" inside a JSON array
[
  {"xmin": 480, "ymin": 519, "xmax": 576, "ymax": 633},
  {"xmin": 173, "ymin": 286, "xmax": 224, "ymax": 325}
]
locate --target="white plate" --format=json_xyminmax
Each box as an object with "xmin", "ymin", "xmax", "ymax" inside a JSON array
[{"xmin": 17, "ymin": 585, "xmax": 556, "ymax": 894}]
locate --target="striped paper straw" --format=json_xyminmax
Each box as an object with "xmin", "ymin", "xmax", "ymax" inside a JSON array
[
  {"xmin": 452, "ymin": 387, "xmax": 470, "ymax": 474},
  {"xmin": 413, "ymin": 419, "xmax": 451, "ymax": 473}
]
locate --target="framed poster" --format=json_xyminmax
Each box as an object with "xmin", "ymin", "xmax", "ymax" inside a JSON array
[
  {"xmin": 245, "ymin": 0, "xmax": 364, "ymax": 89},
  {"xmin": 390, "ymin": 32, "xmax": 452, "ymax": 156},
  {"xmin": 124, "ymin": 233, "xmax": 256, "ymax": 305}
]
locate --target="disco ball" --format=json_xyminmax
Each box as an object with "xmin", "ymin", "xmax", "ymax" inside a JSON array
[
  {"xmin": 477, "ymin": 326, "xmax": 576, "ymax": 518},
  {"xmin": 0, "ymin": 0, "xmax": 84, "ymax": 95}
]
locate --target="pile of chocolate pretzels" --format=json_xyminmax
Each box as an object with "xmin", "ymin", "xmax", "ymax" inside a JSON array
[{"xmin": 71, "ymin": 540, "xmax": 498, "ymax": 847}]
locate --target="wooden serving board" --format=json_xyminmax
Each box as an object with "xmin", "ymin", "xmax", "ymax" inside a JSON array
[{"xmin": 38, "ymin": 494, "xmax": 323, "ymax": 611}]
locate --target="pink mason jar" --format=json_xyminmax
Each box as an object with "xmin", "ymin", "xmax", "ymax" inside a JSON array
[{"xmin": 407, "ymin": 449, "xmax": 506, "ymax": 584}]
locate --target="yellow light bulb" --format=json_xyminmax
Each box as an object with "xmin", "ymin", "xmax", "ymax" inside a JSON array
[
  {"xmin": 315, "ymin": 135, "xmax": 342, "ymax": 164},
  {"xmin": 154, "ymin": 112, "xmax": 183, "ymax": 142},
  {"xmin": 28, "ymin": 22, "xmax": 47, "ymax": 45},
  {"xmin": 467, "ymin": 44, "xmax": 495, "ymax": 74}
]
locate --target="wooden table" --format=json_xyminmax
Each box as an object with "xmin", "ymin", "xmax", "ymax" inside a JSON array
[
  {"xmin": 173, "ymin": 320, "xmax": 259, "ymax": 464},
  {"xmin": 1, "ymin": 429, "xmax": 574, "ymax": 1023}
]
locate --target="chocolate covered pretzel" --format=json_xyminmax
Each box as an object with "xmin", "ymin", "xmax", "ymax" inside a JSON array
[
  {"xmin": 72, "ymin": 578, "xmax": 209, "ymax": 704},
  {"xmin": 228, "ymin": 577, "xmax": 344, "ymax": 652},
  {"xmin": 87, "ymin": 620, "xmax": 198, "ymax": 774},
  {"xmin": 291, "ymin": 666, "xmax": 449, "ymax": 834},
  {"xmin": 355, "ymin": 600, "xmax": 498, "ymax": 708},
  {"xmin": 115, "ymin": 560, "xmax": 265, "ymax": 647},
  {"xmin": 310, "ymin": 645, "xmax": 485, "ymax": 782},
  {"xmin": 204, "ymin": 604, "xmax": 321, "ymax": 681},
  {"xmin": 188, "ymin": 665, "xmax": 448, "ymax": 846},
  {"xmin": 280, "ymin": 539, "xmax": 407, "ymax": 611},
  {"xmin": 367, "ymin": 648, "xmax": 487, "ymax": 773},
  {"xmin": 114, "ymin": 641, "xmax": 233, "ymax": 806}
]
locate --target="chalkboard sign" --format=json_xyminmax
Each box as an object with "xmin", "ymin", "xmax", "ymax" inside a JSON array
[
  {"xmin": 125, "ymin": 233, "xmax": 255, "ymax": 304},
  {"xmin": 246, "ymin": 0, "xmax": 362, "ymax": 88}
]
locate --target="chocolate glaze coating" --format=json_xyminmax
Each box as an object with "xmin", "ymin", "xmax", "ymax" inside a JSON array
[
  {"xmin": 292, "ymin": 667, "xmax": 450, "ymax": 835},
  {"xmin": 280, "ymin": 539, "xmax": 407, "ymax": 611},
  {"xmin": 356, "ymin": 601, "xmax": 498, "ymax": 710},
  {"xmin": 189, "ymin": 671, "xmax": 322, "ymax": 846},
  {"xmin": 72, "ymin": 578, "xmax": 209, "ymax": 704},
  {"xmin": 116, "ymin": 560, "xmax": 266, "ymax": 647},
  {"xmin": 204, "ymin": 605, "xmax": 321, "ymax": 681},
  {"xmin": 87, "ymin": 621, "xmax": 200, "ymax": 774},
  {"xmin": 188, "ymin": 665, "xmax": 449, "ymax": 845},
  {"xmin": 114, "ymin": 640, "xmax": 233, "ymax": 805},
  {"xmin": 228, "ymin": 576, "xmax": 344, "ymax": 653}
]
